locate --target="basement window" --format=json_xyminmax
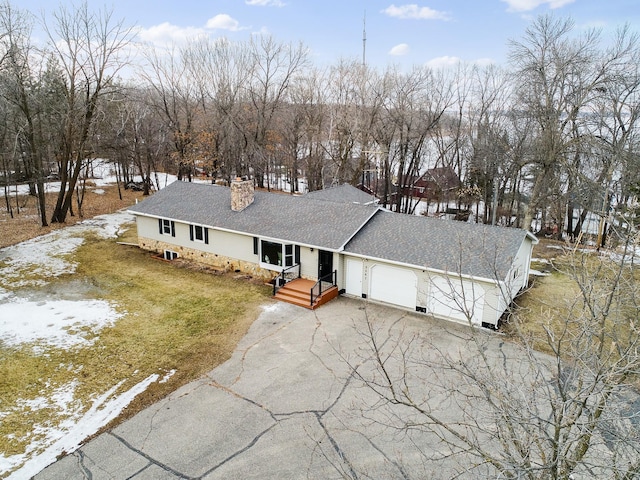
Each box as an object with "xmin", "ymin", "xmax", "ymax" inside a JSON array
[{"xmin": 164, "ymin": 250, "xmax": 178, "ymax": 260}]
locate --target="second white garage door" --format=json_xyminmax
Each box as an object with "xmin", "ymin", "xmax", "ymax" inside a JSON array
[
  {"xmin": 369, "ymin": 264, "xmax": 417, "ymax": 309},
  {"xmin": 427, "ymin": 276, "xmax": 485, "ymax": 325}
]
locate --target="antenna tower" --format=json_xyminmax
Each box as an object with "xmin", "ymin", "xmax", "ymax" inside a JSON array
[{"xmin": 362, "ymin": 10, "xmax": 366, "ymax": 66}]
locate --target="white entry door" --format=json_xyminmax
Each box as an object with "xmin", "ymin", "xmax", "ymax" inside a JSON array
[
  {"xmin": 345, "ymin": 258, "xmax": 363, "ymax": 296},
  {"xmin": 369, "ymin": 264, "xmax": 417, "ymax": 309}
]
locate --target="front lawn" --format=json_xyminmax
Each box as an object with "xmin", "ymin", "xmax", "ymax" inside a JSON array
[{"xmin": 0, "ymin": 223, "xmax": 272, "ymax": 476}]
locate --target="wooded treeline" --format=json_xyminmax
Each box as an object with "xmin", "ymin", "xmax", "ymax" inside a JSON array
[{"xmin": 1, "ymin": 2, "xmax": 639, "ymax": 244}]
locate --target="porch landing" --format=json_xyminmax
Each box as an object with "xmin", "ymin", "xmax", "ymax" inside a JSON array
[{"xmin": 274, "ymin": 278, "xmax": 339, "ymax": 310}]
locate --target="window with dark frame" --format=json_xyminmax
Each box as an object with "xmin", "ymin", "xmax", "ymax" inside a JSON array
[
  {"xmin": 194, "ymin": 225, "xmax": 204, "ymax": 242},
  {"xmin": 189, "ymin": 224, "xmax": 209, "ymax": 244},
  {"xmin": 261, "ymin": 240, "xmax": 282, "ymax": 266},
  {"xmin": 284, "ymin": 244, "xmax": 293, "ymax": 267},
  {"xmin": 259, "ymin": 240, "xmax": 297, "ymax": 269},
  {"xmin": 159, "ymin": 218, "xmax": 175, "ymax": 237}
]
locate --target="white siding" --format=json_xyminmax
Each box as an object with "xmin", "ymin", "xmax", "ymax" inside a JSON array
[
  {"xmin": 213, "ymin": 230, "xmax": 255, "ymax": 262},
  {"xmin": 507, "ymin": 237, "xmax": 535, "ymax": 298},
  {"xmin": 136, "ymin": 216, "xmax": 160, "ymax": 241},
  {"xmin": 136, "ymin": 216, "xmax": 256, "ymax": 262}
]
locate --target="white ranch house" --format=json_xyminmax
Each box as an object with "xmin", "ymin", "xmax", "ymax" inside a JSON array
[{"xmin": 128, "ymin": 179, "xmax": 537, "ymax": 328}]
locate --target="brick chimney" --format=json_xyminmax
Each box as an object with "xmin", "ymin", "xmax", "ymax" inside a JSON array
[{"xmin": 230, "ymin": 177, "xmax": 254, "ymax": 212}]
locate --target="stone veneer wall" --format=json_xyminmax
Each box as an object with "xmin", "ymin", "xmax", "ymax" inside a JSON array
[
  {"xmin": 139, "ymin": 237, "xmax": 276, "ymax": 281},
  {"xmin": 230, "ymin": 179, "xmax": 254, "ymax": 212}
]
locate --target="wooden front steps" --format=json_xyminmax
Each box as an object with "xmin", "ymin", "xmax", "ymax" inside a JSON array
[{"xmin": 274, "ymin": 278, "xmax": 339, "ymax": 310}]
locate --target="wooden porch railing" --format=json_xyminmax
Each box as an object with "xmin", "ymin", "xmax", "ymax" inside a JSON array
[
  {"xmin": 273, "ymin": 263, "xmax": 301, "ymax": 296},
  {"xmin": 310, "ymin": 270, "xmax": 337, "ymax": 307}
]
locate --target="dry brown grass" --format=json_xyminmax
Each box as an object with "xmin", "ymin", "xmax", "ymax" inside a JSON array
[
  {"xmin": 507, "ymin": 266, "xmax": 580, "ymax": 353},
  {"xmin": 508, "ymin": 247, "xmax": 640, "ymax": 376},
  {"xmin": 0, "ymin": 183, "xmax": 146, "ymax": 249}
]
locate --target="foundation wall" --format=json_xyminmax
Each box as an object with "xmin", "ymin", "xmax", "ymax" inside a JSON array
[{"xmin": 138, "ymin": 237, "xmax": 277, "ymax": 281}]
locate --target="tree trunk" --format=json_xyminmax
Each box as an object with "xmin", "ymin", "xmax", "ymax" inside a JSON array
[{"xmin": 51, "ymin": 154, "xmax": 83, "ymax": 223}]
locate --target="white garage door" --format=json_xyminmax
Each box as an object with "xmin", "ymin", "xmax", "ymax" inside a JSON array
[
  {"xmin": 428, "ymin": 276, "xmax": 484, "ymax": 325},
  {"xmin": 345, "ymin": 258, "xmax": 363, "ymax": 296},
  {"xmin": 369, "ymin": 264, "xmax": 417, "ymax": 309}
]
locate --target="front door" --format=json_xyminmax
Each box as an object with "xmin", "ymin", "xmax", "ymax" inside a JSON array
[{"xmin": 318, "ymin": 250, "xmax": 333, "ymax": 280}]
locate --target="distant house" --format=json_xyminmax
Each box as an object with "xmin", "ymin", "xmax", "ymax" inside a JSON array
[
  {"xmin": 128, "ymin": 179, "xmax": 537, "ymax": 328},
  {"xmin": 398, "ymin": 166, "xmax": 462, "ymax": 202}
]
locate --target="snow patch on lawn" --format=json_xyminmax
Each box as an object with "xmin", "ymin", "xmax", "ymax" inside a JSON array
[
  {"xmin": 530, "ymin": 257, "xmax": 550, "ymax": 264},
  {"xmin": 0, "ymin": 235, "xmax": 84, "ymax": 287},
  {"xmin": 1, "ymin": 374, "xmax": 160, "ymax": 480},
  {"xmin": 0, "ymin": 297, "xmax": 122, "ymax": 350},
  {"xmin": 0, "ymin": 211, "xmax": 133, "ymax": 289},
  {"xmin": 0, "ymin": 211, "xmax": 132, "ymax": 350}
]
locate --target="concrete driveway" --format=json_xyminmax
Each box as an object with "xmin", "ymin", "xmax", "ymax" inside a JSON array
[{"xmin": 33, "ymin": 297, "xmax": 485, "ymax": 479}]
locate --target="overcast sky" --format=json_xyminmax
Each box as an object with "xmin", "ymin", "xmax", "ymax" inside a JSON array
[{"xmin": 17, "ymin": 0, "xmax": 638, "ymax": 70}]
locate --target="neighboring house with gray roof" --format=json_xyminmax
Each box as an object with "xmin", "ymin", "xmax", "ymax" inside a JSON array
[{"xmin": 128, "ymin": 179, "xmax": 537, "ymax": 328}]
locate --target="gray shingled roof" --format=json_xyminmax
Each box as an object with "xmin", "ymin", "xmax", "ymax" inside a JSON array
[
  {"xmin": 129, "ymin": 181, "xmax": 531, "ymax": 280},
  {"xmin": 128, "ymin": 181, "xmax": 378, "ymax": 250},
  {"xmin": 305, "ymin": 184, "xmax": 377, "ymax": 205},
  {"xmin": 343, "ymin": 210, "xmax": 530, "ymax": 280}
]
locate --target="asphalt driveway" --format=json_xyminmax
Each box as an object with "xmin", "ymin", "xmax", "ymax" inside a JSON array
[{"xmin": 33, "ymin": 297, "xmax": 488, "ymax": 479}]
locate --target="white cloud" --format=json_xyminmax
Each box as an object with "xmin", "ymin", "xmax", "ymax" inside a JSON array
[
  {"xmin": 137, "ymin": 14, "xmax": 247, "ymax": 47},
  {"xmin": 426, "ymin": 55, "xmax": 462, "ymax": 69},
  {"xmin": 246, "ymin": 0, "xmax": 286, "ymax": 6},
  {"xmin": 138, "ymin": 22, "xmax": 207, "ymax": 46},
  {"xmin": 501, "ymin": 0, "xmax": 575, "ymax": 12},
  {"xmin": 382, "ymin": 4, "xmax": 450, "ymax": 20},
  {"xmin": 205, "ymin": 14, "xmax": 245, "ymax": 31},
  {"xmin": 389, "ymin": 43, "xmax": 410, "ymax": 56}
]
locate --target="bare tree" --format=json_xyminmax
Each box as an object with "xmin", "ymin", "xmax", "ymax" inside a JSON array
[
  {"xmin": 0, "ymin": 2, "xmax": 50, "ymax": 225},
  {"xmin": 380, "ymin": 65, "xmax": 454, "ymax": 214},
  {"xmin": 44, "ymin": 1, "xmax": 134, "ymax": 223},
  {"xmin": 463, "ymin": 64, "xmax": 522, "ymax": 225},
  {"xmin": 96, "ymin": 84, "xmax": 169, "ymax": 196},
  {"xmin": 509, "ymin": 15, "xmax": 638, "ymax": 236},
  {"xmin": 243, "ymin": 35, "xmax": 309, "ymax": 187},
  {"xmin": 588, "ymin": 26, "xmax": 640, "ymax": 247},
  {"xmin": 141, "ymin": 43, "xmax": 201, "ymax": 182},
  {"xmin": 182, "ymin": 37, "xmax": 251, "ymax": 182},
  {"xmin": 324, "ymin": 59, "xmax": 367, "ymax": 187},
  {"xmin": 291, "ymin": 66, "xmax": 328, "ymax": 192}
]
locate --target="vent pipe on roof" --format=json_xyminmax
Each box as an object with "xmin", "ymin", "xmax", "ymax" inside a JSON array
[{"xmin": 230, "ymin": 178, "xmax": 254, "ymax": 212}]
